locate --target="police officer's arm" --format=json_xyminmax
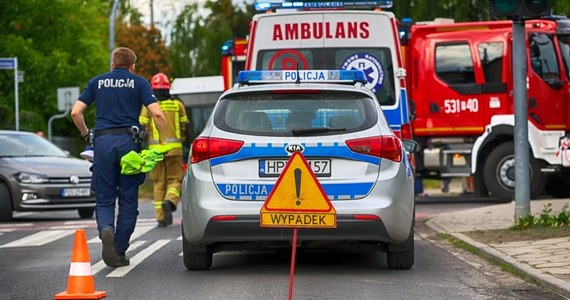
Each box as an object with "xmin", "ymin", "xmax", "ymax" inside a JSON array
[
  {"xmin": 147, "ymin": 102, "xmax": 167, "ymax": 144},
  {"xmin": 71, "ymin": 100, "xmax": 89, "ymax": 138}
]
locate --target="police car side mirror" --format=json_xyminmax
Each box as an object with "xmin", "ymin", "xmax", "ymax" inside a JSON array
[{"xmin": 401, "ymin": 140, "xmax": 418, "ymax": 154}]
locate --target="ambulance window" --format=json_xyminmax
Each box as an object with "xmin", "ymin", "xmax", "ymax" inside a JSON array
[
  {"xmin": 257, "ymin": 48, "xmax": 396, "ymax": 106},
  {"xmin": 335, "ymin": 49, "xmax": 395, "ymax": 106},
  {"xmin": 529, "ymin": 33, "xmax": 559, "ymax": 80},
  {"xmin": 436, "ymin": 43, "xmax": 475, "ymax": 84},
  {"xmin": 478, "ymin": 42, "xmax": 504, "ymax": 84},
  {"xmin": 257, "ymin": 49, "xmax": 317, "ymax": 70}
]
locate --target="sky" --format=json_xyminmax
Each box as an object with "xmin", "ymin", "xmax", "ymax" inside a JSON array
[{"xmin": 131, "ymin": 0, "xmax": 201, "ymax": 27}]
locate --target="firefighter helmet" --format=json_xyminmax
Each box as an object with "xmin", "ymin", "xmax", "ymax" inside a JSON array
[{"xmin": 151, "ymin": 73, "xmax": 171, "ymax": 90}]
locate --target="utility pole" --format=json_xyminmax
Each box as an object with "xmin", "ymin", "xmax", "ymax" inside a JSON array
[
  {"xmin": 110, "ymin": 0, "xmax": 120, "ymax": 68},
  {"xmin": 488, "ymin": 0, "xmax": 551, "ymax": 219},
  {"xmin": 150, "ymin": 0, "xmax": 155, "ymax": 28}
]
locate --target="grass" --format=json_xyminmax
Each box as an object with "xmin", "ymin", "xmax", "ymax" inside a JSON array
[
  {"xmin": 465, "ymin": 226, "xmax": 570, "ymax": 245},
  {"xmin": 437, "ymin": 232, "xmax": 539, "ymax": 284}
]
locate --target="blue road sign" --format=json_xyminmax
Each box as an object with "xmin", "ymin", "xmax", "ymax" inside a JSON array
[{"xmin": 0, "ymin": 58, "xmax": 16, "ymax": 70}]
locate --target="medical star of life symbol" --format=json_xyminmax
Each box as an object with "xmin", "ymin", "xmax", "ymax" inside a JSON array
[{"xmin": 340, "ymin": 53, "xmax": 384, "ymax": 93}]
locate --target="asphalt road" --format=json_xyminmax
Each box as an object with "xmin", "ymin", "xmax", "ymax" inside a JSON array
[{"xmin": 0, "ymin": 199, "xmax": 564, "ymax": 300}]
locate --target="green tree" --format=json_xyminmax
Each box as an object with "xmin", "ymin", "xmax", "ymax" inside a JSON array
[
  {"xmin": 169, "ymin": 0, "xmax": 254, "ymax": 78},
  {"xmin": 0, "ymin": 0, "xmax": 108, "ymax": 134}
]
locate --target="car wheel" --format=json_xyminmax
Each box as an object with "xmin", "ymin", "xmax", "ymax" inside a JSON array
[
  {"xmin": 182, "ymin": 227, "xmax": 212, "ymax": 270},
  {"xmin": 78, "ymin": 208, "xmax": 95, "ymax": 219},
  {"xmin": 386, "ymin": 226, "xmax": 414, "ymax": 269},
  {"xmin": 483, "ymin": 141, "xmax": 546, "ymax": 202},
  {"xmin": 0, "ymin": 183, "xmax": 13, "ymax": 222}
]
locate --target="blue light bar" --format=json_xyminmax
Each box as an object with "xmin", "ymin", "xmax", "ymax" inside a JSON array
[
  {"xmin": 254, "ymin": 1, "xmax": 393, "ymax": 11},
  {"xmin": 221, "ymin": 39, "xmax": 234, "ymax": 56},
  {"xmin": 237, "ymin": 70, "xmax": 367, "ymax": 84}
]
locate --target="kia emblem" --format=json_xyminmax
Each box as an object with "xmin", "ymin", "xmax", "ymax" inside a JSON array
[{"xmin": 285, "ymin": 144, "xmax": 304, "ymax": 154}]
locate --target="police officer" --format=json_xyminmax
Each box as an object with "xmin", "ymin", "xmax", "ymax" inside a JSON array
[
  {"xmin": 71, "ymin": 47, "xmax": 167, "ymax": 268},
  {"xmin": 140, "ymin": 73, "xmax": 189, "ymax": 227}
]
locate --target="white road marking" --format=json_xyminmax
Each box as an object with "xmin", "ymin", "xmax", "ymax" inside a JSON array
[
  {"xmin": 0, "ymin": 223, "xmax": 33, "ymax": 228},
  {"xmin": 0, "ymin": 230, "xmax": 75, "ymax": 248},
  {"xmin": 106, "ymin": 239, "xmax": 170, "ymax": 277},
  {"xmin": 87, "ymin": 225, "xmax": 154, "ymax": 244},
  {"xmin": 91, "ymin": 240, "xmax": 145, "ymax": 275},
  {"xmin": 49, "ymin": 225, "xmax": 90, "ymax": 230}
]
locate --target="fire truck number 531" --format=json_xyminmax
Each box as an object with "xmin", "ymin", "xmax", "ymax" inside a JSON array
[{"xmin": 444, "ymin": 98, "xmax": 479, "ymax": 113}]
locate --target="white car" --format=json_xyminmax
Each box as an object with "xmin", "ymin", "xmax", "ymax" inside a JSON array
[{"xmin": 181, "ymin": 70, "xmax": 416, "ymax": 270}]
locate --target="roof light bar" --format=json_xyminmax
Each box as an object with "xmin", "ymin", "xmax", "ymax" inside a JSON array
[
  {"xmin": 254, "ymin": 1, "xmax": 393, "ymax": 12},
  {"xmin": 237, "ymin": 70, "xmax": 367, "ymax": 84}
]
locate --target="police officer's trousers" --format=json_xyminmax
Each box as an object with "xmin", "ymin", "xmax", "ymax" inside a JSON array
[{"xmin": 92, "ymin": 134, "xmax": 143, "ymax": 256}]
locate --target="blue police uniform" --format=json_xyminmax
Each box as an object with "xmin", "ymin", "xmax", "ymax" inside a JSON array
[{"xmin": 78, "ymin": 67, "xmax": 157, "ymax": 257}]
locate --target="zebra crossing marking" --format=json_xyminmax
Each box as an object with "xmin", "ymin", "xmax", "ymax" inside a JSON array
[
  {"xmin": 0, "ymin": 230, "xmax": 75, "ymax": 248},
  {"xmin": 87, "ymin": 225, "xmax": 155, "ymax": 244},
  {"xmin": 91, "ymin": 240, "xmax": 146, "ymax": 276},
  {"xmin": 106, "ymin": 239, "xmax": 170, "ymax": 277}
]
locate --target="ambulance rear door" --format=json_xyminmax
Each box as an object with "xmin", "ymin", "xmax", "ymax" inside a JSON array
[{"xmin": 248, "ymin": 11, "xmax": 408, "ymax": 133}]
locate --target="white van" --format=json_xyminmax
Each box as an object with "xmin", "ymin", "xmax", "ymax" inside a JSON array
[{"xmin": 246, "ymin": 3, "xmax": 412, "ymax": 139}]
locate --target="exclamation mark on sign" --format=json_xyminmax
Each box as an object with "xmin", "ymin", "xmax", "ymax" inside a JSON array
[{"xmin": 294, "ymin": 168, "xmax": 301, "ymax": 206}]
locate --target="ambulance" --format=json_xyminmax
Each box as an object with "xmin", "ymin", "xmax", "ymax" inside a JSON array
[
  {"xmin": 400, "ymin": 17, "xmax": 570, "ymax": 201},
  {"xmin": 245, "ymin": 0, "xmax": 413, "ymax": 140}
]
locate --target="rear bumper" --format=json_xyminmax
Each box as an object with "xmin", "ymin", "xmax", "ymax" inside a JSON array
[{"xmin": 183, "ymin": 214, "xmax": 413, "ymax": 254}]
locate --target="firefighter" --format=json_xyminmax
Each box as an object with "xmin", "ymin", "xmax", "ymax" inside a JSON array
[{"xmin": 140, "ymin": 73, "xmax": 189, "ymax": 227}]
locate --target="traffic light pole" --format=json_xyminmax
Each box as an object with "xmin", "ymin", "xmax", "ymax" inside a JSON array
[{"xmin": 512, "ymin": 19, "xmax": 531, "ymax": 219}]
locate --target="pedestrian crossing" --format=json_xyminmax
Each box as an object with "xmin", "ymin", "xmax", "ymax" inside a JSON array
[{"xmin": 0, "ymin": 219, "xmax": 180, "ymax": 278}]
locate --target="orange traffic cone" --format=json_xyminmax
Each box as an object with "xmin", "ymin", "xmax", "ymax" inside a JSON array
[{"xmin": 55, "ymin": 229, "xmax": 106, "ymax": 299}]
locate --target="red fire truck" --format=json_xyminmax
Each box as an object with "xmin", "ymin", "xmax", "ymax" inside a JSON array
[{"xmin": 401, "ymin": 17, "xmax": 570, "ymax": 201}]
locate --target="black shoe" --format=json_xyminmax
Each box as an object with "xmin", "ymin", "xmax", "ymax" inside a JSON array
[
  {"xmin": 101, "ymin": 228, "xmax": 119, "ymax": 267},
  {"xmin": 157, "ymin": 221, "xmax": 167, "ymax": 227},
  {"xmin": 162, "ymin": 201, "xmax": 175, "ymax": 226},
  {"xmin": 116, "ymin": 255, "xmax": 130, "ymax": 267}
]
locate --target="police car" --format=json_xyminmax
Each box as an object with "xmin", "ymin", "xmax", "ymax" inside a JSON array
[{"xmin": 180, "ymin": 70, "xmax": 416, "ymax": 270}]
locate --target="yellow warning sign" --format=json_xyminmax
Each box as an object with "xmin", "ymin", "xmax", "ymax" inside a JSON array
[{"xmin": 260, "ymin": 152, "xmax": 336, "ymax": 228}]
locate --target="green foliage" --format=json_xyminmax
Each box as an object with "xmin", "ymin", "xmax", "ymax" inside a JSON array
[
  {"xmin": 0, "ymin": 0, "xmax": 108, "ymax": 134},
  {"xmin": 169, "ymin": 0, "xmax": 255, "ymax": 78},
  {"xmin": 392, "ymin": 0, "xmax": 570, "ymax": 22},
  {"xmin": 512, "ymin": 203, "xmax": 570, "ymax": 229}
]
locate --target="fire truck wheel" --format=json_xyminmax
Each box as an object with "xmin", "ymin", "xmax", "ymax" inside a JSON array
[{"xmin": 483, "ymin": 141, "xmax": 546, "ymax": 202}]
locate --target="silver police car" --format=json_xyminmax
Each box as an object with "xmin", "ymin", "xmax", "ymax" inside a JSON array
[{"xmin": 181, "ymin": 70, "xmax": 416, "ymax": 270}]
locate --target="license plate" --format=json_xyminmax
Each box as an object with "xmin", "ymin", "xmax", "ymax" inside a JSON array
[
  {"xmin": 259, "ymin": 159, "xmax": 331, "ymax": 177},
  {"xmin": 61, "ymin": 187, "xmax": 91, "ymax": 197}
]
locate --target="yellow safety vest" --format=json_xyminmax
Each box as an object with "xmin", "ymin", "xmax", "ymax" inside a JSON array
[{"xmin": 139, "ymin": 99, "xmax": 188, "ymax": 157}]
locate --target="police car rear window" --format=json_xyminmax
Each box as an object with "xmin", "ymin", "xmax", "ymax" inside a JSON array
[
  {"xmin": 256, "ymin": 48, "xmax": 396, "ymax": 106},
  {"xmin": 214, "ymin": 91, "xmax": 378, "ymax": 136}
]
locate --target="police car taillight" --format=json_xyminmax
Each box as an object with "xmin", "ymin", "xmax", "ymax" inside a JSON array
[
  {"xmin": 190, "ymin": 137, "xmax": 244, "ymax": 164},
  {"xmin": 346, "ymin": 136, "xmax": 402, "ymax": 162},
  {"xmin": 236, "ymin": 70, "xmax": 367, "ymax": 85},
  {"xmin": 253, "ymin": 1, "xmax": 393, "ymax": 12}
]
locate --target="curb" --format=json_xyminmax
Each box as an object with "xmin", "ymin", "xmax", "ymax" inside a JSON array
[{"xmin": 425, "ymin": 218, "xmax": 570, "ymax": 299}]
